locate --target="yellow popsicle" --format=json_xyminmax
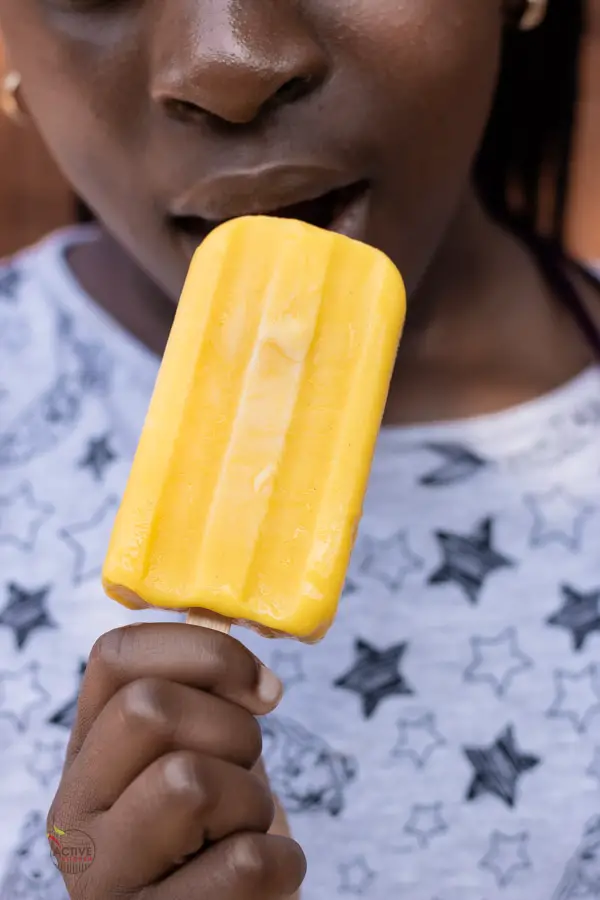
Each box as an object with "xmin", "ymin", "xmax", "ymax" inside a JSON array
[{"xmin": 102, "ymin": 216, "xmax": 406, "ymax": 641}]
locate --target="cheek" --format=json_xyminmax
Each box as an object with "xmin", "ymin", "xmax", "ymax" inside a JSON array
[
  {"xmin": 0, "ymin": 4, "xmax": 176, "ymax": 283},
  {"xmin": 337, "ymin": 0, "xmax": 502, "ymax": 287}
]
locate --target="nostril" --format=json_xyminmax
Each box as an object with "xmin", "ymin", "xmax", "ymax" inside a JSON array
[
  {"xmin": 273, "ymin": 75, "xmax": 316, "ymax": 106},
  {"xmin": 162, "ymin": 97, "xmax": 203, "ymax": 124}
]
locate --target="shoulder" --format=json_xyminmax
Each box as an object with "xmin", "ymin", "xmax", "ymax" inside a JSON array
[
  {"xmin": 0, "ymin": 226, "xmax": 107, "ymax": 433},
  {"xmin": 0, "ymin": 226, "xmax": 96, "ymax": 299}
]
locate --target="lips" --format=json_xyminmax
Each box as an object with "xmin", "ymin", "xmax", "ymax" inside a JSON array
[{"xmin": 169, "ymin": 169, "xmax": 370, "ymax": 254}]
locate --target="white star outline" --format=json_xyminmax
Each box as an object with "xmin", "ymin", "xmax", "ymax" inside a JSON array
[
  {"xmin": 26, "ymin": 738, "xmax": 68, "ymax": 787},
  {"xmin": 0, "ymin": 482, "xmax": 54, "ymax": 551},
  {"xmin": 59, "ymin": 495, "xmax": 119, "ymax": 584},
  {"xmin": 479, "ymin": 831, "xmax": 531, "ymax": 887},
  {"xmin": 547, "ymin": 664, "xmax": 600, "ymax": 733},
  {"xmin": 404, "ymin": 802, "xmax": 448, "ymax": 848},
  {"xmin": 351, "ymin": 529, "xmax": 424, "ymax": 593},
  {"xmin": 270, "ymin": 650, "xmax": 305, "ymax": 690},
  {"xmin": 525, "ymin": 486, "xmax": 595, "ymax": 551},
  {"xmin": 464, "ymin": 627, "xmax": 533, "ymax": 697},
  {"xmin": 338, "ymin": 856, "xmax": 376, "ymax": 895},
  {"xmin": 392, "ymin": 711, "xmax": 446, "ymax": 768},
  {"xmin": 0, "ymin": 662, "xmax": 50, "ymax": 731}
]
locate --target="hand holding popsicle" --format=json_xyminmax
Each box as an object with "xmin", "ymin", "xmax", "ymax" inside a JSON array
[
  {"xmin": 48, "ymin": 623, "xmax": 305, "ymax": 900},
  {"xmin": 72, "ymin": 217, "xmax": 406, "ymax": 899}
]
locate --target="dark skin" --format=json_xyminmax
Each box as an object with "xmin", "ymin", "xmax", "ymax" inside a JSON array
[{"xmin": 0, "ymin": 0, "xmax": 598, "ymax": 897}]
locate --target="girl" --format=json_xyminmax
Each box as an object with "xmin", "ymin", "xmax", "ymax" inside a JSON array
[{"xmin": 0, "ymin": 0, "xmax": 598, "ymax": 898}]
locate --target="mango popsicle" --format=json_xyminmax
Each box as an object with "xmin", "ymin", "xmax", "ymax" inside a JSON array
[{"xmin": 102, "ymin": 216, "xmax": 406, "ymax": 641}]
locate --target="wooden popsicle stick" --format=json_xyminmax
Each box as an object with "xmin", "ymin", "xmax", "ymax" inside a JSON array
[{"xmin": 186, "ymin": 608, "xmax": 232, "ymax": 634}]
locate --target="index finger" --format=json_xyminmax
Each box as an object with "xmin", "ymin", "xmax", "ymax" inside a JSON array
[{"xmin": 65, "ymin": 622, "xmax": 282, "ymax": 769}]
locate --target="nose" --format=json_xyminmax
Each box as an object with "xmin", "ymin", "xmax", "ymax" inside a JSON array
[{"xmin": 150, "ymin": 0, "xmax": 328, "ymax": 126}]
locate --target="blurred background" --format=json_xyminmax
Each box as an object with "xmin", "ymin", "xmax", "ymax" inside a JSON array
[{"xmin": 0, "ymin": 10, "xmax": 598, "ymax": 262}]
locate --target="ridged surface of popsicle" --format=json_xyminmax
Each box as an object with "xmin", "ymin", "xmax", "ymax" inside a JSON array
[{"xmin": 102, "ymin": 216, "xmax": 406, "ymax": 640}]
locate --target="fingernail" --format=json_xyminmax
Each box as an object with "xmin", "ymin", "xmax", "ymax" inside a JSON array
[{"xmin": 256, "ymin": 665, "xmax": 283, "ymax": 707}]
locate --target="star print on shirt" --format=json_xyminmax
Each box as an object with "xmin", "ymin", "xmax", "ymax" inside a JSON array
[
  {"xmin": 428, "ymin": 517, "xmax": 514, "ymax": 605},
  {"xmin": 338, "ymin": 856, "xmax": 376, "ymax": 895},
  {"xmin": 547, "ymin": 664, "xmax": 600, "ymax": 733},
  {"xmin": 404, "ymin": 802, "xmax": 448, "ymax": 848},
  {"xmin": 479, "ymin": 831, "xmax": 531, "ymax": 888},
  {"xmin": 552, "ymin": 815, "xmax": 600, "ymax": 900},
  {"xmin": 0, "ymin": 482, "xmax": 54, "ymax": 551},
  {"xmin": 418, "ymin": 441, "xmax": 489, "ymax": 487},
  {"xmin": 48, "ymin": 661, "xmax": 87, "ymax": 729},
  {"xmin": 334, "ymin": 639, "xmax": 414, "ymax": 719},
  {"xmin": 524, "ymin": 486, "xmax": 595, "ymax": 551},
  {"xmin": 464, "ymin": 627, "xmax": 533, "ymax": 697},
  {"xmin": 586, "ymin": 747, "xmax": 600, "ymax": 786},
  {"xmin": 78, "ymin": 433, "xmax": 118, "ymax": 482},
  {"xmin": 0, "ymin": 309, "xmax": 112, "ymax": 468},
  {"xmin": 59, "ymin": 496, "xmax": 119, "ymax": 584},
  {"xmin": 26, "ymin": 738, "xmax": 68, "ymax": 787},
  {"xmin": 270, "ymin": 650, "xmax": 305, "ymax": 690},
  {"xmin": 0, "ymin": 662, "xmax": 50, "ymax": 731},
  {"xmin": 547, "ymin": 584, "xmax": 600, "ymax": 652},
  {"xmin": 0, "ymin": 265, "xmax": 22, "ymax": 302},
  {"xmin": 464, "ymin": 724, "xmax": 540, "ymax": 808},
  {"xmin": 354, "ymin": 530, "xmax": 424, "ymax": 593},
  {"xmin": 0, "ymin": 582, "xmax": 56, "ymax": 650},
  {"xmin": 391, "ymin": 711, "xmax": 445, "ymax": 768}
]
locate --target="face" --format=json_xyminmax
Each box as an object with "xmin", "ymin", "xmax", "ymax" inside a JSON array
[{"xmin": 0, "ymin": 0, "xmax": 505, "ymax": 301}]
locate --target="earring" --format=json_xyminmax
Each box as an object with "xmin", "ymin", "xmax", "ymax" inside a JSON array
[
  {"xmin": 518, "ymin": 0, "xmax": 548, "ymax": 30},
  {"xmin": 1, "ymin": 71, "xmax": 25, "ymax": 122}
]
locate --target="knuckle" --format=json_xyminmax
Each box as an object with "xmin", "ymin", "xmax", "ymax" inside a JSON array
[
  {"xmin": 228, "ymin": 833, "xmax": 270, "ymax": 885},
  {"xmin": 160, "ymin": 752, "xmax": 216, "ymax": 816},
  {"xmin": 117, "ymin": 677, "xmax": 174, "ymax": 742},
  {"xmin": 89, "ymin": 627, "xmax": 128, "ymax": 675}
]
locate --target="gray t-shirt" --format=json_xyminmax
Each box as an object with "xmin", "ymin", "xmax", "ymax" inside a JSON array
[{"xmin": 1, "ymin": 229, "xmax": 600, "ymax": 900}]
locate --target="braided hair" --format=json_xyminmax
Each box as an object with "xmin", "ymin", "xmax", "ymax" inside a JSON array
[{"xmin": 475, "ymin": 0, "xmax": 585, "ymax": 245}]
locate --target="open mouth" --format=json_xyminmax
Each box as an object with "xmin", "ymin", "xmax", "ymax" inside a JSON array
[{"xmin": 171, "ymin": 180, "xmax": 370, "ymax": 250}]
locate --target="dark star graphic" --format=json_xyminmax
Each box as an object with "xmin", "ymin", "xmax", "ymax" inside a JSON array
[
  {"xmin": 78, "ymin": 433, "xmax": 117, "ymax": 482},
  {"xmin": 479, "ymin": 831, "xmax": 531, "ymax": 887},
  {"xmin": 59, "ymin": 496, "xmax": 119, "ymax": 584},
  {"xmin": 428, "ymin": 517, "xmax": 513, "ymax": 605},
  {"xmin": 552, "ymin": 815, "xmax": 600, "ymax": 900},
  {"xmin": 464, "ymin": 724, "xmax": 540, "ymax": 807},
  {"xmin": 547, "ymin": 584, "xmax": 600, "ymax": 652},
  {"xmin": 356, "ymin": 530, "xmax": 424, "ymax": 592},
  {"xmin": 0, "ymin": 482, "xmax": 54, "ymax": 551},
  {"xmin": 547, "ymin": 664, "xmax": 600, "ymax": 733},
  {"xmin": 0, "ymin": 583, "xmax": 55, "ymax": 650},
  {"xmin": 419, "ymin": 441, "xmax": 489, "ymax": 487},
  {"xmin": 464, "ymin": 627, "xmax": 533, "ymax": 697},
  {"xmin": 334, "ymin": 639, "xmax": 414, "ymax": 719},
  {"xmin": 0, "ymin": 266, "xmax": 22, "ymax": 302},
  {"xmin": 48, "ymin": 661, "xmax": 87, "ymax": 729}
]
